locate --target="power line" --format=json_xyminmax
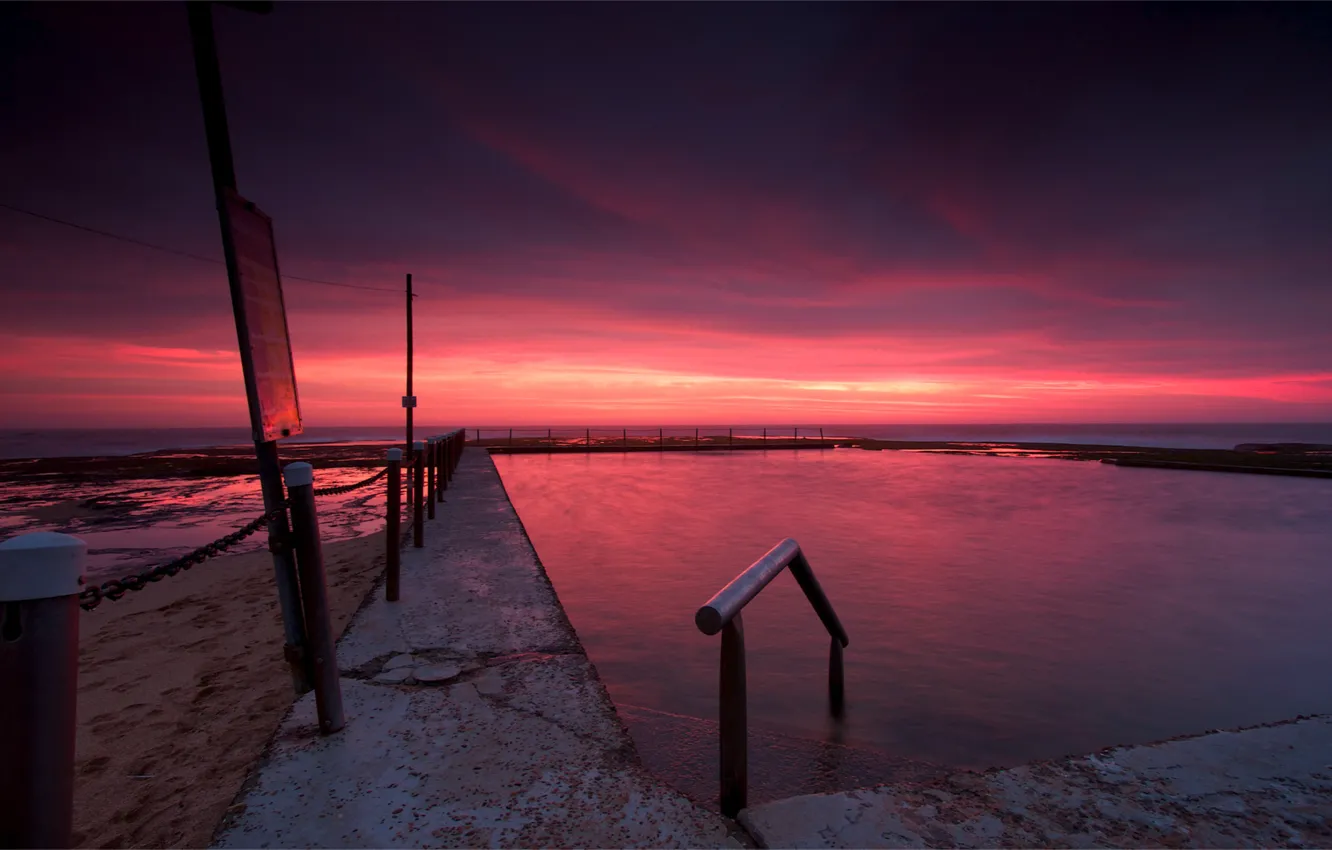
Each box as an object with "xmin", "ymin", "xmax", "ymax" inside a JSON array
[{"xmin": 0, "ymin": 201, "xmax": 406, "ymax": 295}]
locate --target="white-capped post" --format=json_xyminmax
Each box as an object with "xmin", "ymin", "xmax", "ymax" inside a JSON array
[
  {"xmin": 412, "ymin": 440, "xmax": 425, "ymax": 548},
  {"xmin": 0, "ymin": 532, "xmax": 86, "ymax": 848},
  {"xmin": 281, "ymin": 463, "xmax": 344, "ymax": 734},
  {"xmin": 386, "ymin": 448, "xmax": 403, "ymax": 601}
]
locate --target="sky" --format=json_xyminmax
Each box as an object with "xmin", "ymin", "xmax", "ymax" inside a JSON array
[{"xmin": 2, "ymin": 2, "xmax": 1330, "ymax": 428}]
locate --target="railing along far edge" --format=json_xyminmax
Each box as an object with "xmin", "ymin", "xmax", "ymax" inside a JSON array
[{"xmin": 694, "ymin": 537, "xmax": 849, "ymax": 818}]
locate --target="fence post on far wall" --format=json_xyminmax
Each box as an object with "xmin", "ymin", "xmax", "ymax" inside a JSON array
[
  {"xmin": 282, "ymin": 462, "xmax": 345, "ymax": 735},
  {"xmin": 695, "ymin": 427, "xmax": 699, "ymax": 449},
  {"xmin": 586, "ymin": 428, "xmax": 591, "ymax": 448},
  {"xmin": 794, "ymin": 426, "xmax": 798, "ymax": 441},
  {"xmin": 413, "ymin": 441, "xmax": 424, "ymax": 548},
  {"xmin": 729, "ymin": 427, "xmax": 733, "ymax": 448},
  {"xmin": 820, "ymin": 427, "xmax": 824, "ymax": 442},
  {"xmin": 659, "ymin": 427, "xmax": 663, "ymax": 451},
  {"xmin": 763, "ymin": 427, "xmax": 767, "ymax": 441},
  {"xmin": 509, "ymin": 428, "xmax": 513, "ymax": 447},
  {"xmin": 623, "ymin": 428, "xmax": 627, "ymax": 450},
  {"xmin": 386, "ymin": 449, "xmax": 401, "ymax": 601},
  {"xmin": 0, "ymin": 532, "xmax": 85, "ymax": 849}
]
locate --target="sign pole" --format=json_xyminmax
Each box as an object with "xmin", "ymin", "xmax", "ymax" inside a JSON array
[{"xmin": 187, "ymin": 0, "xmax": 309, "ymax": 694}]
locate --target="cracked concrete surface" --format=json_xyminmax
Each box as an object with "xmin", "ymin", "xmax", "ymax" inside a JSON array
[
  {"xmin": 212, "ymin": 449, "xmax": 738, "ymax": 848},
  {"xmin": 740, "ymin": 715, "xmax": 1332, "ymax": 848}
]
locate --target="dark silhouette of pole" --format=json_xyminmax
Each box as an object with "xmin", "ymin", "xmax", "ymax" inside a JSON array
[
  {"xmin": 187, "ymin": 0, "xmax": 307, "ymax": 694},
  {"xmin": 405, "ymin": 272, "xmax": 413, "ymax": 459}
]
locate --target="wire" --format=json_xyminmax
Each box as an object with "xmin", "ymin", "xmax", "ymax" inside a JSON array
[{"xmin": 0, "ymin": 200, "xmax": 407, "ymax": 295}]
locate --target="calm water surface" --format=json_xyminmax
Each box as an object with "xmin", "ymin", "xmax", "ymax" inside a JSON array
[{"xmin": 495, "ymin": 449, "xmax": 1332, "ymax": 769}]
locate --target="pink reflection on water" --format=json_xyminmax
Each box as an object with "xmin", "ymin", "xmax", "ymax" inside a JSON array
[{"xmin": 495, "ymin": 450, "xmax": 1332, "ymax": 769}]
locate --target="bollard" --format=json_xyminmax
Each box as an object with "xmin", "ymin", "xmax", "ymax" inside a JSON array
[
  {"xmin": 386, "ymin": 449, "xmax": 402, "ymax": 602},
  {"xmin": 440, "ymin": 436, "xmax": 451, "ymax": 493},
  {"xmin": 426, "ymin": 438, "xmax": 436, "ymax": 521},
  {"xmin": 0, "ymin": 532, "xmax": 85, "ymax": 848},
  {"xmin": 282, "ymin": 464, "xmax": 345, "ymax": 735},
  {"xmin": 412, "ymin": 441, "xmax": 424, "ymax": 547}
]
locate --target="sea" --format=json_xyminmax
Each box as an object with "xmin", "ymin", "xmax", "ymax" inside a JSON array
[{"xmin": 3, "ymin": 421, "xmax": 1331, "ymax": 459}]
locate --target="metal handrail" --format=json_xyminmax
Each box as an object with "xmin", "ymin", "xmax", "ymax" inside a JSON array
[{"xmin": 694, "ymin": 538, "xmax": 849, "ymax": 817}]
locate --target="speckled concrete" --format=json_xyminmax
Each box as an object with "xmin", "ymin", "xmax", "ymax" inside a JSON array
[
  {"xmin": 213, "ymin": 449, "xmax": 738, "ymax": 849},
  {"xmin": 740, "ymin": 715, "xmax": 1332, "ymax": 848}
]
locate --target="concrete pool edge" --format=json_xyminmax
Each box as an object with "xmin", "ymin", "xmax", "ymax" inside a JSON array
[
  {"xmin": 740, "ymin": 712, "xmax": 1332, "ymax": 848},
  {"xmin": 210, "ymin": 448, "xmax": 743, "ymax": 848}
]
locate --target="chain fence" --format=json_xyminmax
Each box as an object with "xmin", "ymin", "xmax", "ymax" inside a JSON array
[
  {"xmin": 79, "ymin": 462, "xmax": 397, "ymax": 611},
  {"xmin": 312, "ymin": 466, "xmax": 388, "ymax": 497},
  {"xmin": 79, "ymin": 503, "xmax": 288, "ymax": 611}
]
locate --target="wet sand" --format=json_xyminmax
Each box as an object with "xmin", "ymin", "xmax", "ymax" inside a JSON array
[{"xmin": 73, "ymin": 532, "xmax": 387, "ymax": 849}]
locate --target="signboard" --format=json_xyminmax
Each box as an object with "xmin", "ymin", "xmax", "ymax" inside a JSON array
[{"xmin": 223, "ymin": 188, "xmax": 303, "ymax": 441}]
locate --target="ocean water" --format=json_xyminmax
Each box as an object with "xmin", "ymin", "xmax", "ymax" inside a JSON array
[
  {"xmin": 494, "ymin": 449, "xmax": 1332, "ymax": 770},
  {"xmin": 3, "ymin": 422, "xmax": 1330, "ymax": 459}
]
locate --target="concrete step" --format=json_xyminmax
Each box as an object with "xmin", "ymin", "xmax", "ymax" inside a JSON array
[{"xmin": 618, "ymin": 703, "xmax": 950, "ymax": 810}]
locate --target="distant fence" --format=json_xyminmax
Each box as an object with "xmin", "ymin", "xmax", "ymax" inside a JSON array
[
  {"xmin": 470, "ymin": 426, "xmax": 836, "ymax": 450},
  {"xmin": 0, "ymin": 430, "xmax": 467, "ymax": 847}
]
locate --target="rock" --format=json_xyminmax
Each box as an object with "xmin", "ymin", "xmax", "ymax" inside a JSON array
[
  {"xmin": 383, "ymin": 654, "xmax": 417, "ymax": 670},
  {"xmin": 1234, "ymin": 442, "xmax": 1332, "ymax": 454},
  {"xmin": 413, "ymin": 663, "xmax": 461, "ymax": 683},
  {"xmin": 373, "ymin": 668, "xmax": 413, "ymax": 684}
]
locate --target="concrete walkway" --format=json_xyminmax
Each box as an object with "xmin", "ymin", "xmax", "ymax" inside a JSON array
[
  {"xmin": 741, "ymin": 715, "xmax": 1332, "ymax": 848},
  {"xmin": 213, "ymin": 449, "xmax": 739, "ymax": 849}
]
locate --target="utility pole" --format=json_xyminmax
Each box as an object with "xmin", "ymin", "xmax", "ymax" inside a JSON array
[
  {"xmin": 187, "ymin": 0, "xmax": 309, "ymax": 694},
  {"xmin": 404, "ymin": 272, "xmax": 414, "ymax": 480}
]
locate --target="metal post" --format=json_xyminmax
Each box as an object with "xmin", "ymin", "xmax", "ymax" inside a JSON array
[
  {"xmin": 586, "ymin": 428, "xmax": 591, "ymax": 448},
  {"xmin": 509, "ymin": 428, "xmax": 513, "ymax": 447},
  {"xmin": 794, "ymin": 426, "xmax": 798, "ymax": 441},
  {"xmin": 438, "ymin": 435, "xmax": 448, "ymax": 500},
  {"xmin": 659, "ymin": 427, "xmax": 663, "ymax": 451},
  {"xmin": 187, "ymin": 1, "xmax": 309, "ymax": 695},
  {"xmin": 412, "ymin": 441, "xmax": 424, "ymax": 547},
  {"xmin": 548, "ymin": 427, "xmax": 553, "ymax": 448},
  {"xmin": 282, "ymin": 464, "xmax": 345, "ymax": 735},
  {"xmin": 820, "ymin": 427, "xmax": 824, "ymax": 441},
  {"xmin": 829, "ymin": 635, "xmax": 845, "ymax": 718},
  {"xmin": 729, "ymin": 427, "xmax": 733, "ymax": 448},
  {"xmin": 386, "ymin": 449, "xmax": 401, "ymax": 602},
  {"xmin": 0, "ymin": 532, "xmax": 84, "ymax": 849},
  {"xmin": 426, "ymin": 438, "xmax": 436, "ymax": 520},
  {"xmin": 695, "ymin": 427, "xmax": 699, "ymax": 449},
  {"xmin": 719, "ymin": 612, "xmax": 747, "ymax": 818},
  {"xmin": 763, "ymin": 427, "xmax": 767, "ymax": 441},
  {"xmin": 623, "ymin": 428, "xmax": 627, "ymax": 449}
]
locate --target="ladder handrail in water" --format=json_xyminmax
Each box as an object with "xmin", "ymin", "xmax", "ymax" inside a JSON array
[{"xmin": 694, "ymin": 538, "xmax": 849, "ymax": 817}]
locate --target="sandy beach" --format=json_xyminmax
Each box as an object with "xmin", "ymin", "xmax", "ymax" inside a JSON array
[{"xmin": 72, "ymin": 531, "xmax": 387, "ymax": 848}]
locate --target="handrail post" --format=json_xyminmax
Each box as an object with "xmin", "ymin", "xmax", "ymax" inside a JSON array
[
  {"xmin": 426, "ymin": 438, "xmax": 436, "ymax": 520},
  {"xmin": 446, "ymin": 433, "xmax": 454, "ymax": 475},
  {"xmin": 830, "ymin": 636, "xmax": 845, "ymax": 718},
  {"xmin": 283, "ymin": 463, "xmax": 345, "ymax": 735},
  {"xmin": 412, "ymin": 441, "xmax": 424, "ymax": 548},
  {"xmin": 386, "ymin": 449, "xmax": 401, "ymax": 601},
  {"xmin": 0, "ymin": 532, "xmax": 85, "ymax": 849},
  {"xmin": 719, "ymin": 612, "xmax": 747, "ymax": 818}
]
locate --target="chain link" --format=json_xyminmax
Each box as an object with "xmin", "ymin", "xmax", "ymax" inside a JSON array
[
  {"xmin": 79, "ymin": 503, "xmax": 288, "ymax": 611},
  {"xmin": 312, "ymin": 466, "xmax": 389, "ymax": 497}
]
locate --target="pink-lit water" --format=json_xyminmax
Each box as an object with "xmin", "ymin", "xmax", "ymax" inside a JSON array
[{"xmin": 494, "ymin": 449, "xmax": 1332, "ymax": 770}]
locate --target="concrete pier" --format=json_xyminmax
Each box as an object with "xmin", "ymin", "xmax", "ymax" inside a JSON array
[
  {"xmin": 213, "ymin": 449, "xmax": 738, "ymax": 848},
  {"xmin": 740, "ymin": 715, "xmax": 1332, "ymax": 848}
]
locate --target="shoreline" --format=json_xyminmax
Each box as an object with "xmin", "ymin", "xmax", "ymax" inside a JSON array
[{"xmin": 5, "ymin": 436, "xmax": 1331, "ymax": 485}]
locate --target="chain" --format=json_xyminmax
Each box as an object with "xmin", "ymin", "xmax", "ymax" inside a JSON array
[
  {"xmin": 79, "ymin": 504, "xmax": 288, "ymax": 611},
  {"xmin": 312, "ymin": 466, "xmax": 389, "ymax": 497}
]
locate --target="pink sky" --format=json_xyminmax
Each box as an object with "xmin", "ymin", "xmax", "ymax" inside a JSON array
[{"xmin": 3, "ymin": 4, "xmax": 1330, "ymax": 428}]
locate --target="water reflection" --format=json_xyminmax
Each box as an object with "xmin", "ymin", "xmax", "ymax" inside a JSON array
[{"xmin": 495, "ymin": 449, "xmax": 1332, "ymax": 770}]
